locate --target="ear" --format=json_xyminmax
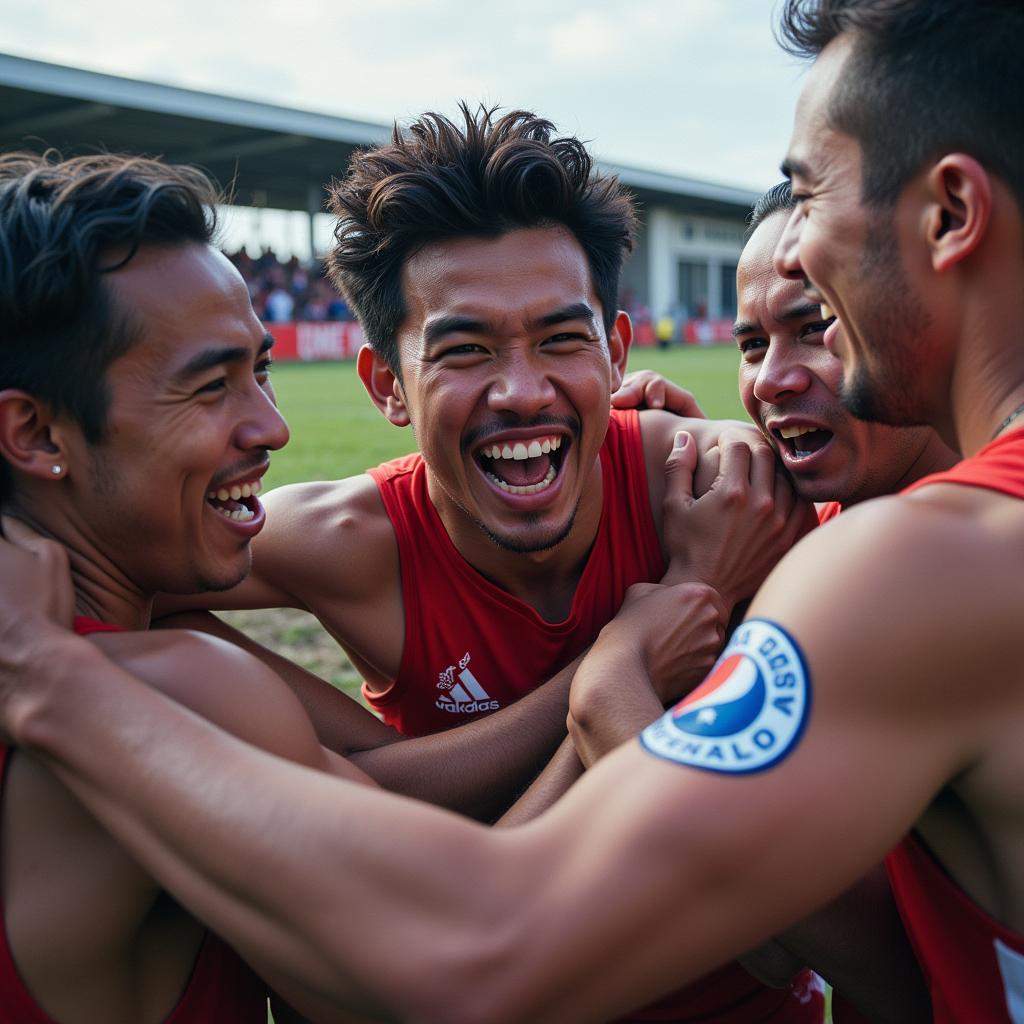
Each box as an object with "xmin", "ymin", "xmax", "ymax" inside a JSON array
[
  {"xmin": 356, "ymin": 344, "xmax": 410, "ymax": 427},
  {"xmin": 923, "ymin": 154, "xmax": 992, "ymax": 273},
  {"xmin": 0, "ymin": 390, "xmax": 69, "ymax": 484},
  {"xmin": 608, "ymin": 310, "xmax": 633, "ymax": 392}
]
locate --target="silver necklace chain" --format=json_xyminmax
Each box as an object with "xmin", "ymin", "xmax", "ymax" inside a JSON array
[{"xmin": 991, "ymin": 399, "xmax": 1024, "ymax": 441}]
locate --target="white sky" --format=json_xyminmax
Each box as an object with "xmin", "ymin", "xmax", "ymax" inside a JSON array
[{"xmin": 2, "ymin": 0, "xmax": 810, "ymax": 255}]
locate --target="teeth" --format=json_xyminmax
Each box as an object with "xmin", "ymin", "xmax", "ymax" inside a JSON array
[
  {"xmin": 820, "ymin": 301, "xmax": 834, "ymax": 320},
  {"xmin": 207, "ymin": 478, "xmax": 263, "ymax": 501},
  {"xmin": 485, "ymin": 464, "xmax": 558, "ymax": 495},
  {"xmin": 213, "ymin": 505, "xmax": 256, "ymax": 522},
  {"xmin": 778, "ymin": 425, "xmax": 818, "ymax": 439},
  {"xmin": 482, "ymin": 436, "xmax": 561, "ymax": 461}
]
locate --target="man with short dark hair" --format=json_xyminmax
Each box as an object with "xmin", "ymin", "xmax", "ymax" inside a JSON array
[
  {"xmin": 0, "ymin": 150, "xmax": 362, "ymax": 1022},
  {"xmin": 5, "ymin": 3, "xmax": 1022, "ymax": 1018}
]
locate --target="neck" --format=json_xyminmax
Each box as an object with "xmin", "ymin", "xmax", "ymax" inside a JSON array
[
  {"xmin": 9, "ymin": 501, "xmax": 152, "ymax": 631},
  {"xmin": 428, "ymin": 457, "xmax": 605, "ymax": 622}
]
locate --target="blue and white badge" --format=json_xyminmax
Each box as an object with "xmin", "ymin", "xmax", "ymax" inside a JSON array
[{"xmin": 640, "ymin": 618, "xmax": 811, "ymax": 774}]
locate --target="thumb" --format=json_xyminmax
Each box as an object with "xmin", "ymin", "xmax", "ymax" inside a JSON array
[{"xmin": 664, "ymin": 430, "xmax": 697, "ymax": 500}]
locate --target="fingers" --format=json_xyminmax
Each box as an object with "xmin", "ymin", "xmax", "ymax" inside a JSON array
[
  {"xmin": 2, "ymin": 514, "xmax": 48, "ymax": 551},
  {"xmin": 611, "ymin": 370, "xmax": 705, "ymax": 417},
  {"xmin": 610, "ymin": 376, "xmax": 647, "ymax": 409},
  {"xmin": 663, "ymin": 430, "xmax": 697, "ymax": 503}
]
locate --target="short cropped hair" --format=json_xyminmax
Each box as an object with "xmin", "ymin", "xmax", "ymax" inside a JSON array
[
  {"xmin": 0, "ymin": 151, "xmax": 219, "ymax": 501},
  {"xmin": 746, "ymin": 181, "xmax": 795, "ymax": 241},
  {"xmin": 777, "ymin": 0, "xmax": 1024, "ymax": 211},
  {"xmin": 326, "ymin": 104, "xmax": 638, "ymax": 375}
]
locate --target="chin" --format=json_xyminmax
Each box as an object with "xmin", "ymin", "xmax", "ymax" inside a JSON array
[{"xmin": 480, "ymin": 512, "xmax": 578, "ymax": 555}]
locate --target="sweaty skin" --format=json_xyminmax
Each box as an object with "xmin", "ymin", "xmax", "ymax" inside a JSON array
[
  {"xmin": 8, "ymin": 31, "xmax": 1024, "ymax": 1017},
  {"xmin": 158, "ymin": 226, "xmax": 811, "ymax": 823}
]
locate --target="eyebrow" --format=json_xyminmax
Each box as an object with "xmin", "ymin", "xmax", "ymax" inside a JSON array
[
  {"xmin": 173, "ymin": 333, "xmax": 275, "ymax": 382},
  {"xmin": 422, "ymin": 303, "xmax": 598, "ymax": 346},
  {"xmin": 733, "ymin": 303, "xmax": 824, "ymax": 338},
  {"xmin": 780, "ymin": 157, "xmax": 812, "ymax": 181}
]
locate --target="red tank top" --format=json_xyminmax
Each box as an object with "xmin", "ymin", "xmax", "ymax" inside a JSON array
[
  {"xmin": 368, "ymin": 411, "xmax": 824, "ymax": 1022},
  {"xmin": 883, "ymin": 431, "xmax": 1024, "ymax": 1023},
  {"xmin": 364, "ymin": 409, "xmax": 665, "ymax": 737},
  {"xmin": 0, "ymin": 616, "xmax": 266, "ymax": 1023}
]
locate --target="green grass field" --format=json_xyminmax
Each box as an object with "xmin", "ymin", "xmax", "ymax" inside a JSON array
[{"xmin": 263, "ymin": 344, "xmax": 746, "ymax": 489}]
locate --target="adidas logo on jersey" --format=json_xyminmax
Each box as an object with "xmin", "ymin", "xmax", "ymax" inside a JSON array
[{"xmin": 435, "ymin": 652, "xmax": 500, "ymax": 715}]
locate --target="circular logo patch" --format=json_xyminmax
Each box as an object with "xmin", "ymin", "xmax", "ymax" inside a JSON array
[{"xmin": 640, "ymin": 618, "xmax": 811, "ymax": 774}]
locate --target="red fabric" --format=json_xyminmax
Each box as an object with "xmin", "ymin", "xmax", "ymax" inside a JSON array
[
  {"xmin": 364, "ymin": 409, "xmax": 665, "ymax": 737},
  {"xmin": 367, "ymin": 410, "xmax": 823, "ymax": 1021},
  {"xmin": 815, "ymin": 501, "xmax": 842, "ymax": 524},
  {"xmin": 0, "ymin": 617, "xmax": 266, "ymax": 1023},
  {"xmin": 903, "ymin": 429, "xmax": 1024, "ymax": 498},
  {"xmin": 884, "ymin": 432, "xmax": 1024, "ymax": 1022},
  {"xmin": 887, "ymin": 833, "xmax": 1024, "ymax": 1023}
]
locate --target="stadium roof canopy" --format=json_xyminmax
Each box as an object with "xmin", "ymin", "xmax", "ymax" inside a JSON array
[{"xmin": 0, "ymin": 52, "xmax": 759, "ymax": 221}]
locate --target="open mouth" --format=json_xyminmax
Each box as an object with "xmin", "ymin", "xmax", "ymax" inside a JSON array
[
  {"xmin": 475, "ymin": 435, "xmax": 568, "ymax": 495},
  {"xmin": 773, "ymin": 424, "xmax": 833, "ymax": 461},
  {"xmin": 206, "ymin": 478, "xmax": 263, "ymax": 522}
]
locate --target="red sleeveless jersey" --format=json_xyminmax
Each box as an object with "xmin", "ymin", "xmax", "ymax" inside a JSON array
[
  {"xmin": 883, "ymin": 431, "xmax": 1024, "ymax": 1023},
  {"xmin": 367, "ymin": 411, "xmax": 824, "ymax": 1022},
  {"xmin": 0, "ymin": 616, "xmax": 266, "ymax": 1023},
  {"xmin": 364, "ymin": 409, "xmax": 665, "ymax": 737}
]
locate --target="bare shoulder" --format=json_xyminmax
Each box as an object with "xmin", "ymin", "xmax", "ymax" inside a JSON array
[
  {"xmin": 752, "ymin": 486, "xmax": 1024, "ymax": 728},
  {"xmin": 89, "ymin": 628, "xmax": 326, "ymax": 769},
  {"xmin": 254, "ymin": 473, "xmax": 398, "ymax": 605}
]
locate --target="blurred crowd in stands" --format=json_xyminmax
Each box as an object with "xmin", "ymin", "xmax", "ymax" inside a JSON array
[
  {"xmin": 226, "ymin": 247, "xmax": 354, "ymax": 323},
  {"xmin": 229, "ymin": 248, "xmax": 726, "ymax": 345}
]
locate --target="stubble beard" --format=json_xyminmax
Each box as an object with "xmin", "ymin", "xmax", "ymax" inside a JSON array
[{"xmin": 840, "ymin": 210, "xmax": 933, "ymax": 428}]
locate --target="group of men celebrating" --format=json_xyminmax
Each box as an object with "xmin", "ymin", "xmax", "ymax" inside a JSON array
[{"xmin": 1, "ymin": 0, "xmax": 1022, "ymax": 1020}]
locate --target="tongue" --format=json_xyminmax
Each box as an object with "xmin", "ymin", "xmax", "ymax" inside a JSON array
[
  {"xmin": 792, "ymin": 430, "xmax": 831, "ymax": 455},
  {"xmin": 209, "ymin": 496, "xmax": 245, "ymax": 513},
  {"xmin": 490, "ymin": 454, "xmax": 552, "ymax": 487}
]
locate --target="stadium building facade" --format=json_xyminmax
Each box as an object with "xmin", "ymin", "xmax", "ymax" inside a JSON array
[{"xmin": 0, "ymin": 52, "xmax": 758, "ymax": 353}]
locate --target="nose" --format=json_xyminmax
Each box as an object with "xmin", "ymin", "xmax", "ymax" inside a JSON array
[
  {"xmin": 753, "ymin": 340, "xmax": 812, "ymax": 405},
  {"xmin": 774, "ymin": 206, "xmax": 805, "ymax": 282},
  {"xmin": 238, "ymin": 382, "xmax": 291, "ymax": 453},
  {"xmin": 487, "ymin": 348, "xmax": 557, "ymax": 418}
]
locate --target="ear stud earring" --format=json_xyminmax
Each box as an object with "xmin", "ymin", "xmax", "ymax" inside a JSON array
[{"xmin": 51, "ymin": 464, "xmax": 62, "ymax": 476}]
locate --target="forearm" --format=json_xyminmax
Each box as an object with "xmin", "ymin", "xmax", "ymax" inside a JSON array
[
  {"xmin": 568, "ymin": 638, "xmax": 663, "ymax": 767},
  {"xmin": 160, "ymin": 611, "xmax": 571, "ymax": 820},
  {"xmin": 12, "ymin": 635, "xmax": 498, "ymax": 1020},
  {"xmin": 772, "ymin": 866, "xmax": 931, "ymax": 1023},
  {"xmin": 154, "ymin": 610, "xmax": 399, "ymax": 755},
  {"xmin": 351, "ymin": 660, "xmax": 576, "ymax": 820},
  {"xmin": 495, "ymin": 736, "xmax": 584, "ymax": 826}
]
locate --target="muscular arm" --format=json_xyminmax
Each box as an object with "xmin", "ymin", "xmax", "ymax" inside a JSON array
[{"xmin": 5, "ymin": 496, "xmax": 994, "ymax": 1023}]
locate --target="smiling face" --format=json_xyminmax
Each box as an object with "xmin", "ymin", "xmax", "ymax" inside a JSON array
[
  {"xmin": 369, "ymin": 226, "xmax": 628, "ymax": 558},
  {"xmin": 60, "ymin": 243, "xmax": 289, "ymax": 596},
  {"xmin": 738, "ymin": 212, "xmax": 934, "ymax": 505},
  {"xmin": 775, "ymin": 34, "xmax": 940, "ymax": 430}
]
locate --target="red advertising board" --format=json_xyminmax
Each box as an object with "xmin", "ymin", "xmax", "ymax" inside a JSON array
[
  {"xmin": 683, "ymin": 318, "xmax": 735, "ymax": 345},
  {"xmin": 266, "ymin": 321, "xmax": 366, "ymax": 361}
]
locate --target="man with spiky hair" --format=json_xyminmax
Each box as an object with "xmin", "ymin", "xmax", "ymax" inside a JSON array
[
  {"xmin": 157, "ymin": 103, "xmax": 819, "ymax": 1022},
  {"xmin": 11, "ymin": 13, "xmax": 1024, "ymax": 1012}
]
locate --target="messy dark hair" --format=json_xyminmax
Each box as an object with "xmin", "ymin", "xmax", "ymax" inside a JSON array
[
  {"xmin": 776, "ymin": 0, "xmax": 1024, "ymax": 211},
  {"xmin": 326, "ymin": 103, "xmax": 637, "ymax": 375},
  {"xmin": 0, "ymin": 151, "xmax": 219, "ymax": 501},
  {"xmin": 746, "ymin": 180, "xmax": 795, "ymax": 241}
]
